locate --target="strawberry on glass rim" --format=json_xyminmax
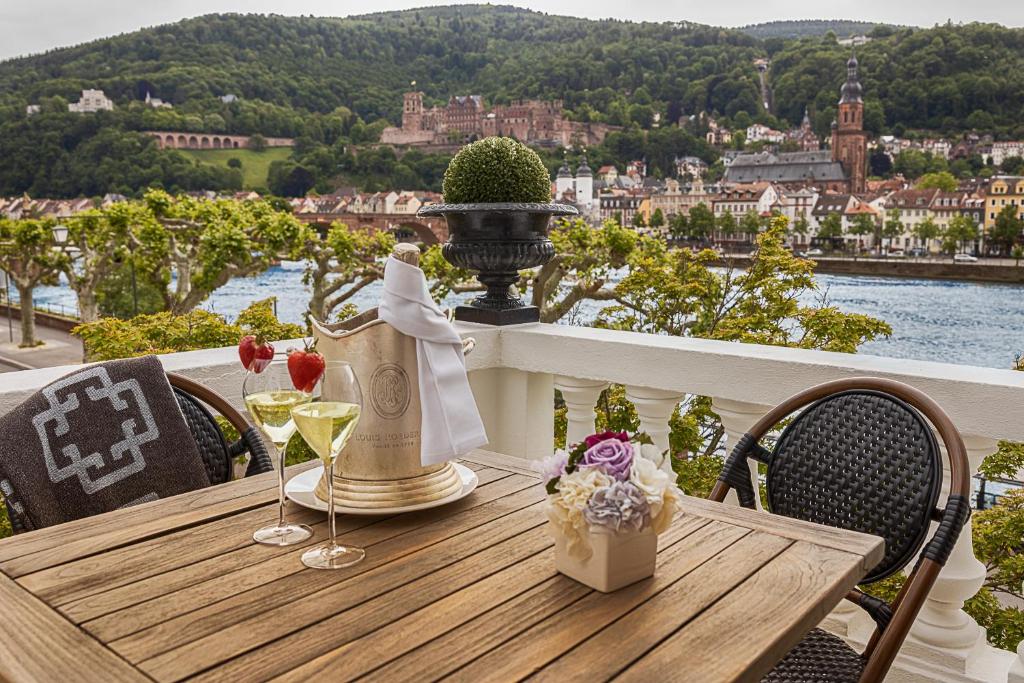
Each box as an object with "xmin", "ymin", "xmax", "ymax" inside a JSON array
[
  {"xmin": 287, "ymin": 342, "xmax": 326, "ymax": 393},
  {"xmin": 238, "ymin": 335, "xmax": 275, "ymax": 373}
]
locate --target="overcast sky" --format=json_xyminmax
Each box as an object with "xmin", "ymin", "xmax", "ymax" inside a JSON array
[{"xmin": 1, "ymin": 1, "xmax": 1020, "ymax": 60}]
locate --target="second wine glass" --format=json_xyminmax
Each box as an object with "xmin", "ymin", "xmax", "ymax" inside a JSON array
[{"xmin": 291, "ymin": 361, "xmax": 365, "ymax": 570}]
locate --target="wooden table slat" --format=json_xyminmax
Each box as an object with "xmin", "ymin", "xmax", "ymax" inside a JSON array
[
  {"xmin": 0, "ymin": 574, "xmax": 147, "ymax": 683},
  {"xmin": 615, "ymin": 541, "xmax": 867, "ymax": 683}
]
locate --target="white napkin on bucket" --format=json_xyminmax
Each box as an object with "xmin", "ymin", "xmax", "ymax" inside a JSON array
[{"xmin": 379, "ymin": 255, "xmax": 488, "ymax": 465}]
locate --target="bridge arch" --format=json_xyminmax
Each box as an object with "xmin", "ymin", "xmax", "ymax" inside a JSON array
[
  {"xmin": 201, "ymin": 136, "xmax": 211, "ymax": 149},
  {"xmin": 392, "ymin": 220, "xmax": 441, "ymax": 246},
  {"xmin": 178, "ymin": 135, "xmax": 187, "ymax": 147},
  {"xmin": 212, "ymin": 137, "xmax": 222, "ymax": 149},
  {"xmin": 188, "ymin": 136, "xmax": 198, "ymax": 147},
  {"xmin": 164, "ymin": 135, "xmax": 175, "ymax": 148}
]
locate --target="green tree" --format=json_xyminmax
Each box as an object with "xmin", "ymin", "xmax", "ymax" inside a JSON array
[
  {"xmin": 848, "ymin": 213, "xmax": 876, "ymax": 257},
  {"xmin": 740, "ymin": 210, "xmax": 762, "ymax": 239},
  {"xmin": 912, "ymin": 216, "xmax": 941, "ymax": 252},
  {"xmin": 791, "ymin": 215, "xmax": 810, "ymax": 244},
  {"xmin": 72, "ymin": 298, "xmax": 302, "ymax": 361},
  {"xmin": 817, "ymin": 212, "xmax": 844, "ymax": 250},
  {"xmin": 137, "ymin": 190, "xmax": 310, "ymax": 314},
  {"xmin": 882, "ymin": 208, "xmax": 905, "ymax": 253},
  {"xmin": 916, "ymin": 171, "xmax": 958, "ymax": 192},
  {"xmin": 991, "ymin": 205, "xmax": 1023, "ymax": 256},
  {"xmin": 58, "ymin": 204, "xmax": 140, "ymax": 322},
  {"xmin": 1011, "ymin": 244, "xmax": 1024, "ymax": 266},
  {"xmin": 942, "ymin": 214, "xmax": 979, "ymax": 257},
  {"xmin": 632, "ymin": 211, "xmax": 647, "ymax": 228},
  {"xmin": 303, "ymin": 223, "xmax": 395, "ymax": 322},
  {"xmin": 650, "ymin": 208, "xmax": 665, "ymax": 229},
  {"xmin": 687, "ymin": 203, "xmax": 715, "ymax": 240},
  {"xmin": 0, "ymin": 218, "xmax": 66, "ymax": 346},
  {"xmin": 716, "ymin": 211, "xmax": 737, "ymax": 237}
]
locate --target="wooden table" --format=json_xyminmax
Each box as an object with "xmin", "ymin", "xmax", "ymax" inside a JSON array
[{"xmin": 0, "ymin": 450, "xmax": 883, "ymax": 683}]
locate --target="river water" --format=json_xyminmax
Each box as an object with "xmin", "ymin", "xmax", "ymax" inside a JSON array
[{"xmin": 26, "ymin": 262, "xmax": 1024, "ymax": 371}]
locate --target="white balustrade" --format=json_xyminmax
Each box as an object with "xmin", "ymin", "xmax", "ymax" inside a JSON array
[{"xmin": 1010, "ymin": 642, "xmax": 1024, "ymax": 683}]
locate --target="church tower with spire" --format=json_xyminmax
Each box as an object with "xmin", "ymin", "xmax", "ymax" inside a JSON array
[{"xmin": 831, "ymin": 52, "xmax": 868, "ymax": 193}]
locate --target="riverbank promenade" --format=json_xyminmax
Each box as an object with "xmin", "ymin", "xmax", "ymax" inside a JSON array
[{"xmin": 0, "ymin": 312, "xmax": 83, "ymax": 372}]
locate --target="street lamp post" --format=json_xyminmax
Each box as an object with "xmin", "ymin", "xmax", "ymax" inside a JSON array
[{"xmin": 128, "ymin": 240, "xmax": 138, "ymax": 317}]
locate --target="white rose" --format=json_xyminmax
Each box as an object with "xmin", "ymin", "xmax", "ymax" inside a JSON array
[
  {"xmin": 546, "ymin": 468, "xmax": 613, "ymax": 560},
  {"xmin": 628, "ymin": 455, "xmax": 685, "ymax": 533},
  {"xmin": 638, "ymin": 442, "xmax": 673, "ymax": 474}
]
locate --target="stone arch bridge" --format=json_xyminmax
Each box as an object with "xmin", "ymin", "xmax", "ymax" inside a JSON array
[
  {"xmin": 295, "ymin": 212, "xmax": 448, "ymax": 246},
  {"xmin": 145, "ymin": 131, "xmax": 294, "ymax": 150}
]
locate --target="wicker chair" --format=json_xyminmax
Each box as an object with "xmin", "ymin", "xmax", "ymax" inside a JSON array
[
  {"xmin": 3, "ymin": 372, "xmax": 273, "ymax": 534},
  {"xmin": 709, "ymin": 377, "xmax": 971, "ymax": 683}
]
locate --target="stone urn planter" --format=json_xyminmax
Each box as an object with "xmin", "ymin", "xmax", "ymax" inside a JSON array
[
  {"xmin": 417, "ymin": 136, "xmax": 579, "ymax": 325},
  {"xmin": 418, "ymin": 201, "xmax": 578, "ymax": 325}
]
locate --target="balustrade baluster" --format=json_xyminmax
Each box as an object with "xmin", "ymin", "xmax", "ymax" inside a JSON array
[
  {"xmin": 906, "ymin": 434, "xmax": 991, "ymax": 663},
  {"xmin": 625, "ymin": 385, "xmax": 684, "ymax": 474},
  {"xmin": 710, "ymin": 398, "xmax": 769, "ymax": 510},
  {"xmin": 554, "ymin": 376, "xmax": 608, "ymax": 448}
]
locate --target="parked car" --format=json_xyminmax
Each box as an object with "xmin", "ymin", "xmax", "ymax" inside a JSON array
[
  {"xmin": 887, "ymin": 249, "xmax": 907, "ymax": 259},
  {"xmin": 908, "ymin": 247, "xmax": 928, "ymax": 258},
  {"xmin": 953, "ymin": 253, "xmax": 978, "ymax": 263},
  {"xmin": 800, "ymin": 248, "xmax": 824, "ymax": 258}
]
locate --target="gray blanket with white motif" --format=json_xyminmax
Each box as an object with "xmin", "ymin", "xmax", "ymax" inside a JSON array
[{"xmin": 0, "ymin": 356, "xmax": 210, "ymax": 529}]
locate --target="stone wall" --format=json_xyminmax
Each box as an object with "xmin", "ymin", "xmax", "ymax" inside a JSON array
[{"xmin": 716, "ymin": 256, "xmax": 1024, "ymax": 284}]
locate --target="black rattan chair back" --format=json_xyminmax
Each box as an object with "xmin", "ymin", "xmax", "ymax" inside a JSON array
[
  {"xmin": 767, "ymin": 390, "xmax": 942, "ymax": 582},
  {"xmin": 709, "ymin": 377, "xmax": 972, "ymax": 683}
]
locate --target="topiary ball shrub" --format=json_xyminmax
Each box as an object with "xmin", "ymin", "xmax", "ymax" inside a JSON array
[{"xmin": 442, "ymin": 136, "xmax": 552, "ymax": 204}]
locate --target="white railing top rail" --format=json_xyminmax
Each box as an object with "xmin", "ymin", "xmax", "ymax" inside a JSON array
[{"xmin": 1, "ymin": 322, "xmax": 1022, "ymax": 441}]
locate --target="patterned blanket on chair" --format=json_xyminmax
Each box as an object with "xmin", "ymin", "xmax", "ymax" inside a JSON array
[{"xmin": 0, "ymin": 356, "xmax": 210, "ymax": 530}]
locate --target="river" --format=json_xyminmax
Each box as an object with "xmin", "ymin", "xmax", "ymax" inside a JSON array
[{"xmin": 24, "ymin": 262, "xmax": 1024, "ymax": 371}]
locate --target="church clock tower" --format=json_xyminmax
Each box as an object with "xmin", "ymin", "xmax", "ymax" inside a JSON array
[{"xmin": 831, "ymin": 53, "xmax": 868, "ymax": 193}]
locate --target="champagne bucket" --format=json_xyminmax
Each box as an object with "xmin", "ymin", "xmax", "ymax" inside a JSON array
[{"xmin": 308, "ymin": 248, "xmax": 465, "ymax": 509}]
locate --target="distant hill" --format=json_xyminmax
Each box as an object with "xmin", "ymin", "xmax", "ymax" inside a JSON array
[
  {"xmin": 738, "ymin": 20, "xmax": 897, "ymax": 39},
  {"xmin": 0, "ymin": 6, "xmax": 1023, "ymax": 198}
]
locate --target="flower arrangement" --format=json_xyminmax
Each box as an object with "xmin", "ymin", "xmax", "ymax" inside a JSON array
[{"xmin": 540, "ymin": 431, "xmax": 683, "ymax": 561}]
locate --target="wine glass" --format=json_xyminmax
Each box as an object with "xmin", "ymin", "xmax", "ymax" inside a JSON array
[
  {"xmin": 243, "ymin": 360, "xmax": 315, "ymax": 546},
  {"xmin": 291, "ymin": 361, "xmax": 365, "ymax": 570}
]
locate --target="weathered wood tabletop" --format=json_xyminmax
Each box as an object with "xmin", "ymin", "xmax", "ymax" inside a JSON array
[{"xmin": 0, "ymin": 450, "xmax": 883, "ymax": 683}]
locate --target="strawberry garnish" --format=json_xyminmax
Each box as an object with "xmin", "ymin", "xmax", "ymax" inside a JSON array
[
  {"xmin": 239, "ymin": 335, "xmax": 275, "ymax": 373},
  {"xmin": 287, "ymin": 342, "xmax": 325, "ymax": 392}
]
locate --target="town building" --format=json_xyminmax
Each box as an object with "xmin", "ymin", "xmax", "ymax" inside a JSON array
[
  {"xmin": 987, "ymin": 142, "xmax": 1024, "ymax": 168},
  {"xmin": 650, "ymin": 177, "xmax": 715, "ymax": 219},
  {"xmin": 598, "ymin": 190, "xmax": 646, "ymax": 226},
  {"xmin": 984, "ymin": 175, "xmax": 1024, "ymax": 233},
  {"xmin": 705, "ymin": 118, "xmax": 732, "ymax": 147},
  {"xmin": 811, "ymin": 193, "xmax": 880, "ymax": 249},
  {"xmin": 144, "ymin": 92, "xmax": 172, "ymax": 109},
  {"xmin": 25, "ymin": 104, "xmax": 40, "ymax": 116},
  {"xmin": 381, "ymin": 90, "xmax": 614, "ymax": 148},
  {"xmin": 552, "ymin": 158, "xmax": 595, "ymax": 215},
  {"xmin": 746, "ymin": 123, "xmax": 785, "ymax": 144},
  {"xmin": 786, "ymin": 109, "xmax": 820, "ymax": 151},
  {"xmin": 830, "ymin": 54, "xmax": 868, "ymax": 194},
  {"xmin": 674, "ymin": 156, "xmax": 708, "ymax": 179},
  {"xmin": 68, "ymin": 89, "xmax": 115, "ymax": 113},
  {"xmin": 722, "ymin": 151, "xmax": 847, "ymax": 191},
  {"xmin": 885, "ymin": 188, "xmax": 940, "ymax": 251}
]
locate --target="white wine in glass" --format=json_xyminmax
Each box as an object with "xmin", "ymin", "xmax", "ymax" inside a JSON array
[
  {"xmin": 291, "ymin": 361, "xmax": 365, "ymax": 570},
  {"xmin": 243, "ymin": 361, "xmax": 315, "ymax": 546}
]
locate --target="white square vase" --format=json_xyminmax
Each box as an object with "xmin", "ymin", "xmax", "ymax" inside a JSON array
[{"xmin": 553, "ymin": 525, "xmax": 658, "ymax": 593}]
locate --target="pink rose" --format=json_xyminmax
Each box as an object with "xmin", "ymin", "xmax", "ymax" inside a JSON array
[{"xmin": 583, "ymin": 431, "xmax": 630, "ymax": 448}]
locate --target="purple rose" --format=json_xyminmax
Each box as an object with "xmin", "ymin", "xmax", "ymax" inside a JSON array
[
  {"xmin": 584, "ymin": 431, "xmax": 630, "ymax": 448},
  {"xmin": 580, "ymin": 438, "xmax": 634, "ymax": 480}
]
